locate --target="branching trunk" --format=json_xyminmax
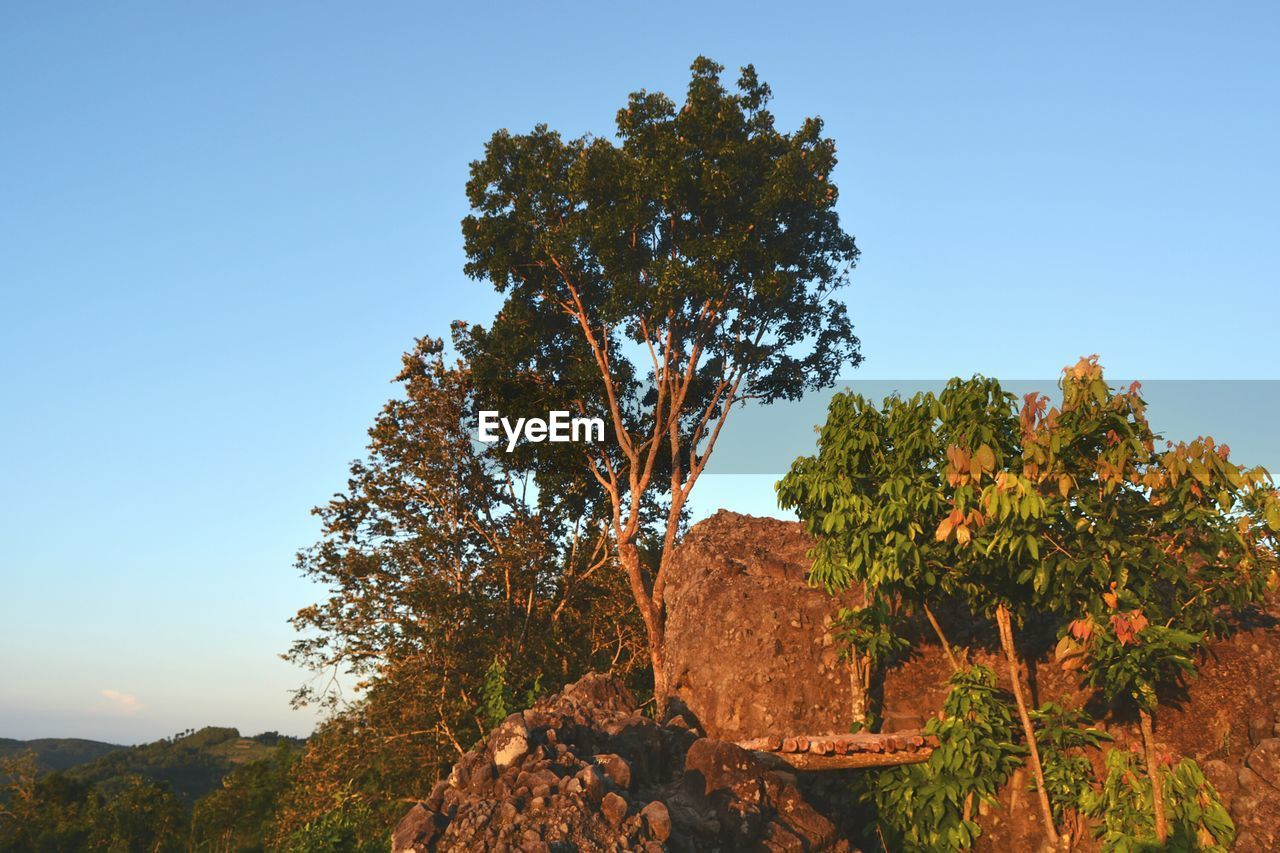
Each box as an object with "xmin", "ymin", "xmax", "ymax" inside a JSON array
[
  {"xmin": 1139, "ymin": 708, "xmax": 1169, "ymax": 843},
  {"xmin": 996, "ymin": 604, "xmax": 1059, "ymax": 847}
]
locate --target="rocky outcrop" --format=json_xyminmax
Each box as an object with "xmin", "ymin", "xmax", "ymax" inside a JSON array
[
  {"xmin": 661, "ymin": 511, "xmax": 865, "ymax": 742},
  {"xmin": 660, "ymin": 510, "xmax": 1280, "ymax": 850},
  {"xmin": 391, "ymin": 673, "xmax": 855, "ymax": 852},
  {"xmin": 397, "ymin": 511, "xmax": 1280, "ymax": 851}
]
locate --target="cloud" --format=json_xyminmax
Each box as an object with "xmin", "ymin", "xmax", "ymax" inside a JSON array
[{"xmin": 100, "ymin": 689, "xmax": 143, "ymax": 714}]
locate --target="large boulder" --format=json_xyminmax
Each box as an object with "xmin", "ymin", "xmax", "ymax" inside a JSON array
[
  {"xmin": 662, "ymin": 511, "xmax": 864, "ymax": 741},
  {"xmin": 659, "ymin": 509, "xmax": 1280, "ymax": 851}
]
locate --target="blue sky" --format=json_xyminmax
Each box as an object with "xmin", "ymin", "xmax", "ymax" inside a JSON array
[{"xmin": 1, "ymin": 3, "xmax": 1277, "ymax": 743}]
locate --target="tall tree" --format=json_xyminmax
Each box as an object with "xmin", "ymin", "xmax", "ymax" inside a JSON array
[
  {"xmin": 459, "ymin": 57, "xmax": 862, "ymax": 702},
  {"xmin": 285, "ymin": 339, "xmax": 644, "ymax": 831}
]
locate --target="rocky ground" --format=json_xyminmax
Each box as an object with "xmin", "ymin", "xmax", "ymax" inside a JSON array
[
  {"xmin": 395, "ymin": 511, "xmax": 1280, "ymax": 851},
  {"xmin": 391, "ymin": 674, "xmax": 856, "ymax": 852}
]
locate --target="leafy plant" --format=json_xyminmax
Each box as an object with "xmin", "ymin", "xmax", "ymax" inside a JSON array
[
  {"xmin": 1083, "ymin": 748, "xmax": 1234, "ymax": 852},
  {"xmin": 1029, "ymin": 703, "xmax": 1110, "ymax": 833},
  {"xmin": 783, "ymin": 358, "xmax": 1280, "ymax": 846},
  {"xmin": 833, "ymin": 598, "xmax": 909, "ymax": 730},
  {"xmin": 282, "ymin": 797, "xmax": 384, "ymax": 853},
  {"xmin": 866, "ymin": 666, "xmax": 1023, "ymax": 851}
]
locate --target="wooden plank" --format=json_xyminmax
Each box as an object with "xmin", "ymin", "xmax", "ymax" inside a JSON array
[
  {"xmin": 735, "ymin": 730, "xmax": 934, "ymax": 769},
  {"xmin": 767, "ymin": 749, "xmax": 931, "ymax": 770}
]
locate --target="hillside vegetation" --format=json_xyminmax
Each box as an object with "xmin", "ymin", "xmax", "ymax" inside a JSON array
[
  {"xmin": 0, "ymin": 727, "xmax": 303, "ymax": 851},
  {"xmin": 0, "ymin": 738, "xmax": 121, "ymax": 775}
]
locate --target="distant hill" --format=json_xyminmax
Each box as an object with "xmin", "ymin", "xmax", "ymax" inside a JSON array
[
  {"xmin": 63, "ymin": 726, "xmax": 305, "ymax": 802},
  {"xmin": 0, "ymin": 737, "xmax": 123, "ymax": 773},
  {"xmin": 2, "ymin": 727, "xmax": 305, "ymax": 803}
]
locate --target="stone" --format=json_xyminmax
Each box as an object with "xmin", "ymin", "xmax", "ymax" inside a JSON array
[
  {"xmin": 593, "ymin": 753, "xmax": 632, "ymax": 790},
  {"xmin": 576, "ymin": 765, "xmax": 604, "ymax": 804},
  {"xmin": 392, "ymin": 804, "xmax": 438, "ymax": 852},
  {"xmin": 491, "ymin": 713, "xmax": 531, "ymax": 769},
  {"xmin": 1249, "ymin": 715, "xmax": 1272, "ymax": 746},
  {"xmin": 881, "ymin": 712, "xmax": 926, "ymax": 733},
  {"xmin": 640, "ymin": 801, "xmax": 672, "ymax": 841},
  {"xmin": 1201, "ymin": 759, "xmax": 1238, "ymax": 807},
  {"xmin": 1245, "ymin": 738, "xmax": 1280, "ymax": 790},
  {"xmin": 661, "ymin": 511, "xmax": 866, "ymax": 741},
  {"xmin": 601, "ymin": 791, "xmax": 629, "ymax": 826}
]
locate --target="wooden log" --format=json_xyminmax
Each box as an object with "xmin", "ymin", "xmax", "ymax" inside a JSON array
[{"xmin": 767, "ymin": 750, "xmax": 932, "ymax": 771}]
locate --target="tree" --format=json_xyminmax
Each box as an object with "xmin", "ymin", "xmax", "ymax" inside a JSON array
[
  {"xmin": 780, "ymin": 359, "xmax": 1280, "ymax": 847},
  {"xmin": 285, "ymin": 338, "xmax": 644, "ymax": 834},
  {"xmin": 1001, "ymin": 357, "xmax": 1279, "ymax": 842},
  {"xmin": 777, "ymin": 379, "xmax": 1015, "ymax": 725},
  {"xmin": 459, "ymin": 57, "xmax": 861, "ymax": 703},
  {"xmin": 190, "ymin": 743, "xmax": 298, "ymax": 852}
]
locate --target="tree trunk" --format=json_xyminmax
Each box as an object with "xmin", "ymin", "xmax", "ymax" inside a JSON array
[
  {"xmin": 650, "ymin": 642, "xmax": 669, "ymax": 717},
  {"xmin": 923, "ymin": 602, "xmax": 961, "ymax": 672},
  {"xmin": 617, "ymin": 540, "xmax": 669, "ymax": 716},
  {"xmin": 1139, "ymin": 708, "xmax": 1169, "ymax": 844},
  {"xmin": 996, "ymin": 604, "xmax": 1059, "ymax": 847},
  {"xmin": 850, "ymin": 652, "xmax": 871, "ymax": 729}
]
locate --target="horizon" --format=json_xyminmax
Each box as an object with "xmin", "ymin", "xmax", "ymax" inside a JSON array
[{"xmin": 3, "ymin": 2, "xmax": 1279, "ymax": 744}]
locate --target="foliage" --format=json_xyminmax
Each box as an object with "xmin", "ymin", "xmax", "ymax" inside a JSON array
[
  {"xmin": 865, "ymin": 666, "xmax": 1022, "ymax": 851},
  {"xmin": 479, "ymin": 658, "xmax": 543, "ymax": 729},
  {"xmin": 834, "ymin": 599, "xmax": 909, "ymax": 670},
  {"xmin": 778, "ymin": 377, "xmax": 1017, "ymax": 610},
  {"xmin": 190, "ymin": 742, "xmax": 299, "ymax": 852},
  {"xmin": 281, "ymin": 338, "xmax": 644, "ymax": 841},
  {"xmin": 833, "ymin": 597, "xmax": 909, "ymax": 731},
  {"xmin": 0, "ymin": 738, "xmax": 122, "ymax": 774},
  {"xmin": 0, "ymin": 752, "xmax": 185, "ymax": 853},
  {"xmin": 459, "ymin": 56, "xmax": 862, "ymax": 696},
  {"xmin": 784, "ymin": 358, "xmax": 1280, "ymax": 843},
  {"xmin": 77, "ymin": 726, "xmax": 288, "ymax": 806},
  {"xmin": 1029, "ymin": 702, "xmax": 1110, "ymax": 826},
  {"xmin": 1083, "ymin": 748, "xmax": 1234, "ymax": 852},
  {"xmin": 1060, "ymin": 616, "xmax": 1200, "ymax": 713},
  {"xmin": 278, "ymin": 785, "xmax": 385, "ymax": 853},
  {"xmin": 83, "ymin": 775, "xmax": 186, "ymax": 852}
]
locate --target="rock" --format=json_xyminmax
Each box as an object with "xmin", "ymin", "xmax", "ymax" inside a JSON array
[
  {"xmin": 601, "ymin": 791, "xmax": 629, "ymax": 826},
  {"xmin": 683, "ymin": 739, "xmax": 764, "ymax": 803},
  {"xmin": 393, "ymin": 671, "xmax": 866, "ymax": 851},
  {"xmin": 576, "ymin": 765, "xmax": 604, "ymax": 804},
  {"xmin": 661, "ymin": 511, "xmax": 866, "ymax": 740},
  {"xmin": 1249, "ymin": 715, "xmax": 1272, "ymax": 746},
  {"xmin": 1202, "ymin": 758, "xmax": 1238, "ymax": 807},
  {"xmin": 881, "ymin": 712, "xmax": 926, "ymax": 733},
  {"xmin": 491, "ymin": 714, "xmax": 530, "ymax": 769},
  {"xmin": 1245, "ymin": 738, "xmax": 1280, "ymax": 790},
  {"xmin": 641, "ymin": 801, "xmax": 672, "ymax": 841},
  {"xmin": 392, "ymin": 803, "xmax": 438, "ymax": 852},
  {"xmin": 593, "ymin": 753, "xmax": 632, "ymax": 790},
  {"xmin": 682, "ymin": 737, "xmax": 835, "ymax": 849}
]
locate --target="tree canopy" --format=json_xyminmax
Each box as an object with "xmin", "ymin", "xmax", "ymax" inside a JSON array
[
  {"xmin": 459, "ymin": 56, "xmax": 862, "ymax": 699},
  {"xmin": 283, "ymin": 338, "xmax": 644, "ymax": 834}
]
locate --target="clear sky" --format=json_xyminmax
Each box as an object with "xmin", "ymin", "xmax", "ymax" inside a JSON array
[{"xmin": 1, "ymin": 2, "xmax": 1277, "ymax": 744}]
